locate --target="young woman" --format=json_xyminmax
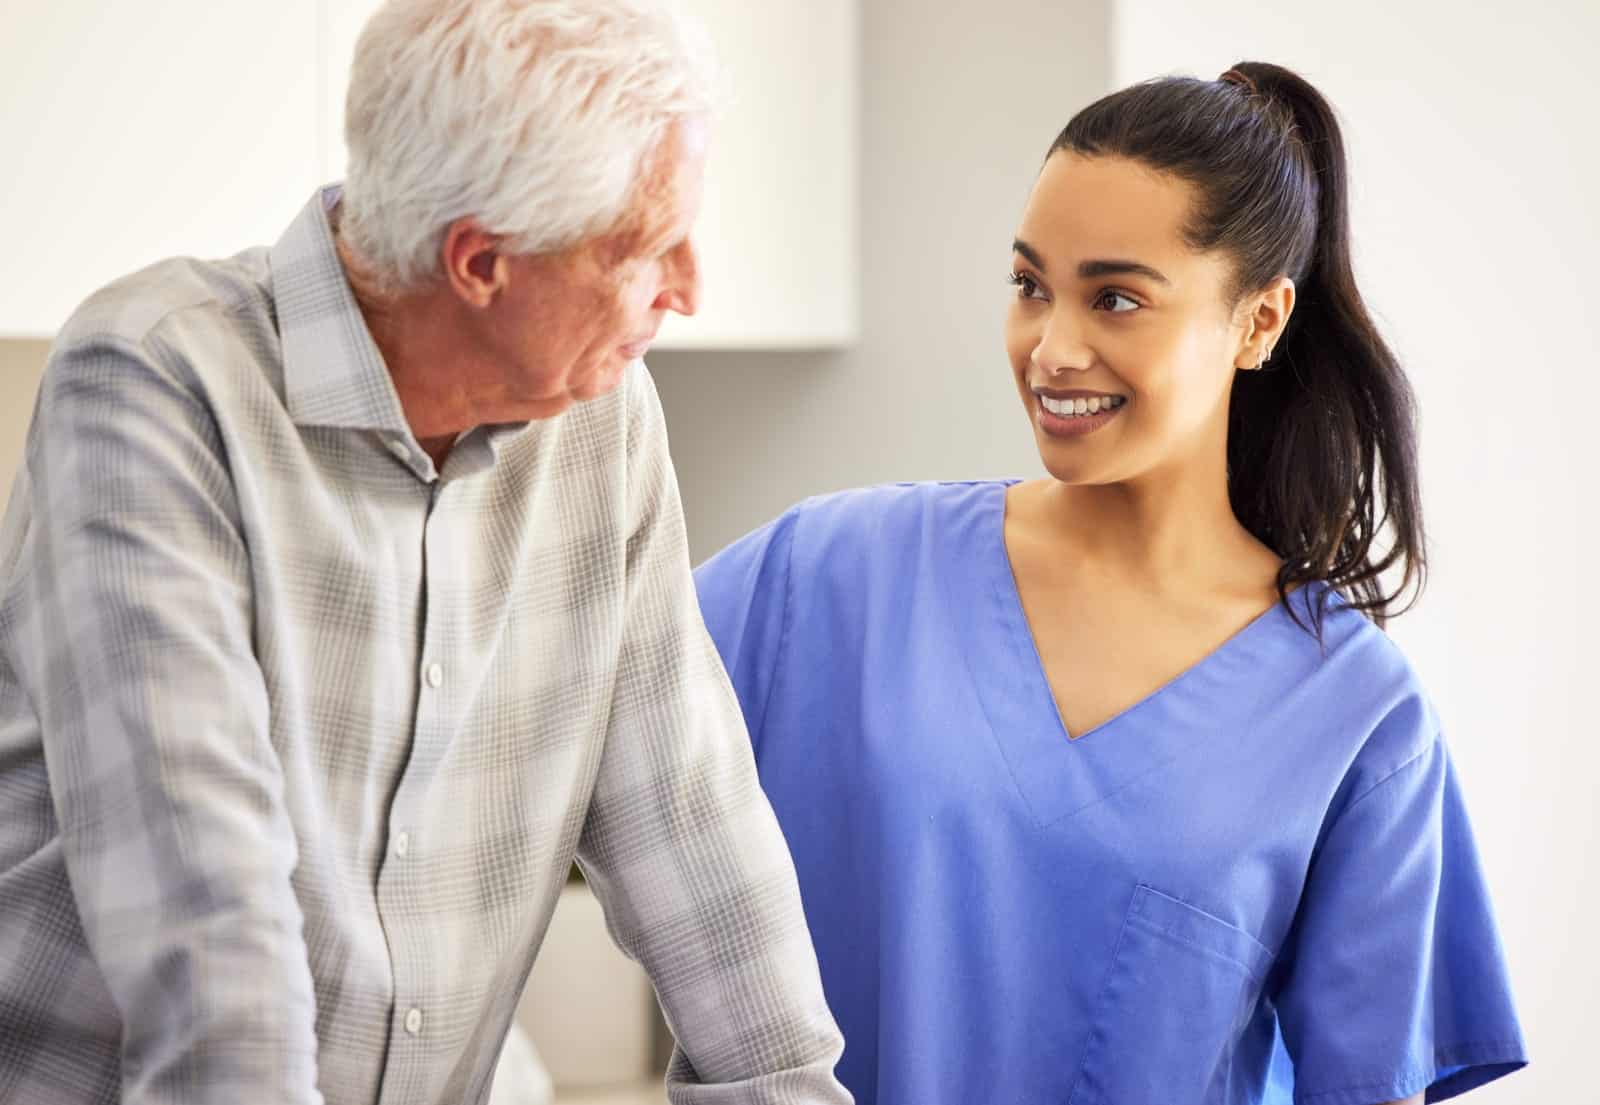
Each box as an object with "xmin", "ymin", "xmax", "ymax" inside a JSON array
[{"xmin": 693, "ymin": 63, "xmax": 1526, "ymax": 1104}]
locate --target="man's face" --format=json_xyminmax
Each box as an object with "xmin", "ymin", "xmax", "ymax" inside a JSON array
[{"xmin": 487, "ymin": 116, "xmax": 708, "ymax": 414}]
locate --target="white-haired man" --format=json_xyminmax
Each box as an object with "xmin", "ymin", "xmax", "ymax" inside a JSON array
[{"xmin": 0, "ymin": 1, "xmax": 851, "ymax": 1102}]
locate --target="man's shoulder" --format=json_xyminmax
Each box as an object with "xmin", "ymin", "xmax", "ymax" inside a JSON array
[
  {"xmin": 55, "ymin": 249, "xmax": 277, "ymax": 368},
  {"xmin": 45, "ymin": 248, "xmax": 286, "ymax": 418}
]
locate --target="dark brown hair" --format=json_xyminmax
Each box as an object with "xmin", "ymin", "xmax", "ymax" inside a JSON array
[{"xmin": 1050, "ymin": 61, "xmax": 1425, "ymax": 630}]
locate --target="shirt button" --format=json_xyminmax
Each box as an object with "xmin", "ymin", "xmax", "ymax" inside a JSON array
[
  {"xmin": 388, "ymin": 439, "xmax": 410, "ymax": 461},
  {"xmin": 425, "ymin": 662, "xmax": 444, "ymax": 688},
  {"xmin": 404, "ymin": 1007, "xmax": 423, "ymax": 1035},
  {"xmin": 393, "ymin": 830, "xmax": 411, "ymax": 858}
]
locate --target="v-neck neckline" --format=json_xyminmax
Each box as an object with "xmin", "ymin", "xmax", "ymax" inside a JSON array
[
  {"xmin": 955, "ymin": 481, "xmax": 1305, "ymax": 828},
  {"xmin": 996, "ymin": 492, "xmax": 1292, "ymax": 742}
]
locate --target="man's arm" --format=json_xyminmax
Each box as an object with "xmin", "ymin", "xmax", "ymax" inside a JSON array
[
  {"xmin": 16, "ymin": 336, "xmax": 322, "ymax": 1102},
  {"xmin": 574, "ymin": 365, "xmax": 850, "ymax": 1104}
]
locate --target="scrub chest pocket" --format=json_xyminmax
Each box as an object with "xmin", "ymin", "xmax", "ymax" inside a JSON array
[{"xmin": 1068, "ymin": 885, "xmax": 1274, "ymax": 1105}]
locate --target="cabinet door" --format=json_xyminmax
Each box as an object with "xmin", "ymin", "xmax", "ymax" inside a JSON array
[
  {"xmin": 653, "ymin": 0, "xmax": 860, "ymax": 350},
  {"xmin": 0, "ymin": 2, "xmax": 323, "ymax": 337}
]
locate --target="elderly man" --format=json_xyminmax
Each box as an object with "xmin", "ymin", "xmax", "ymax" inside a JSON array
[{"xmin": 0, "ymin": 1, "xmax": 850, "ymax": 1103}]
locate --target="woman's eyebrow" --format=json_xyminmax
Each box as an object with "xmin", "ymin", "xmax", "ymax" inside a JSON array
[
  {"xmin": 1012, "ymin": 238, "xmax": 1170, "ymax": 286},
  {"xmin": 1012, "ymin": 238, "xmax": 1048, "ymax": 271},
  {"xmin": 1078, "ymin": 258, "xmax": 1170, "ymax": 285}
]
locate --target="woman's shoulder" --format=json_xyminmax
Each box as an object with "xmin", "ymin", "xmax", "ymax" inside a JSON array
[
  {"xmin": 694, "ymin": 480, "xmax": 1008, "ymax": 625},
  {"xmin": 1293, "ymin": 585, "xmax": 1426, "ymax": 690},
  {"xmin": 696, "ymin": 479, "xmax": 1006, "ymax": 590},
  {"xmin": 693, "ymin": 481, "xmax": 1010, "ymax": 684},
  {"xmin": 785, "ymin": 478, "xmax": 1012, "ymax": 554},
  {"xmin": 1278, "ymin": 584, "xmax": 1443, "ymax": 781}
]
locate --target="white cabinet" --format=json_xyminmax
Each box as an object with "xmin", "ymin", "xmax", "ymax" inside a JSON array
[
  {"xmin": 0, "ymin": 2, "xmax": 324, "ymax": 338},
  {"xmin": 0, "ymin": 2, "xmax": 858, "ymax": 348},
  {"xmin": 652, "ymin": 0, "xmax": 859, "ymax": 350}
]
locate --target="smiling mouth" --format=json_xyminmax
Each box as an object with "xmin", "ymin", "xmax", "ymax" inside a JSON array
[
  {"xmin": 1032, "ymin": 389, "xmax": 1127, "ymax": 438},
  {"xmin": 1033, "ymin": 390, "xmax": 1128, "ymax": 418}
]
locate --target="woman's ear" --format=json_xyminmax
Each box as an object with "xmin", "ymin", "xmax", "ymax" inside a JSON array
[{"xmin": 1235, "ymin": 275, "xmax": 1296, "ymax": 370}]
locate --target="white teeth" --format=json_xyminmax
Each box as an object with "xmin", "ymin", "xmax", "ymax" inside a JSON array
[{"xmin": 1039, "ymin": 394, "xmax": 1124, "ymax": 417}]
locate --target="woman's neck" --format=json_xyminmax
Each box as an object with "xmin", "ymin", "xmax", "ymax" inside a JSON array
[{"xmin": 1013, "ymin": 463, "xmax": 1280, "ymax": 601}]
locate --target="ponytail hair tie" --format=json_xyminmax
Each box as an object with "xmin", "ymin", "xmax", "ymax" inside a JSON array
[{"xmin": 1220, "ymin": 67, "xmax": 1259, "ymax": 95}]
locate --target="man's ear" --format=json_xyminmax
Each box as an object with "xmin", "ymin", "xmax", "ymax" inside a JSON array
[{"xmin": 440, "ymin": 218, "xmax": 508, "ymax": 309}]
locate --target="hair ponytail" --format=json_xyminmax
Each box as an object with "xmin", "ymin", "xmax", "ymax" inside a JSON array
[{"xmin": 1051, "ymin": 61, "xmax": 1426, "ymax": 630}]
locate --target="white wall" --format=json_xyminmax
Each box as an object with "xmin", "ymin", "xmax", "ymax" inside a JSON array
[{"xmin": 1108, "ymin": 5, "xmax": 1593, "ymax": 1099}]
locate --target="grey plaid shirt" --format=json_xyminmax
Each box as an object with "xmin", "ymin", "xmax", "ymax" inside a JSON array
[{"xmin": 0, "ymin": 188, "xmax": 849, "ymax": 1105}]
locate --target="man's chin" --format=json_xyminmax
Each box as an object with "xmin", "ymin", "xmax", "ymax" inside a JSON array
[
  {"xmin": 507, "ymin": 363, "xmax": 629, "ymax": 420},
  {"xmin": 575, "ymin": 364, "xmax": 630, "ymax": 401},
  {"xmin": 507, "ymin": 396, "xmax": 572, "ymax": 422}
]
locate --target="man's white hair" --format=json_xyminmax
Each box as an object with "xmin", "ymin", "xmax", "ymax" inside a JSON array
[{"xmin": 339, "ymin": 0, "xmax": 718, "ymax": 291}]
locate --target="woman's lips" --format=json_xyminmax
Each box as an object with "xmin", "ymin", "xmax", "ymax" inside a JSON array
[{"xmin": 1035, "ymin": 394, "xmax": 1126, "ymax": 438}]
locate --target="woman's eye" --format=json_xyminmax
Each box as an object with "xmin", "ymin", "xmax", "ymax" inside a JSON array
[
  {"xmin": 1094, "ymin": 290, "xmax": 1140, "ymax": 313},
  {"xmin": 1008, "ymin": 271, "xmax": 1044, "ymax": 300}
]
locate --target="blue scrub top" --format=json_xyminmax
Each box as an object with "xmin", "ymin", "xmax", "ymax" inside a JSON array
[{"xmin": 694, "ymin": 481, "xmax": 1526, "ymax": 1105}]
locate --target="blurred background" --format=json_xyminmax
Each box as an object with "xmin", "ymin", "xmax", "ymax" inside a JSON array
[{"xmin": 2, "ymin": 1, "xmax": 1594, "ymax": 1102}]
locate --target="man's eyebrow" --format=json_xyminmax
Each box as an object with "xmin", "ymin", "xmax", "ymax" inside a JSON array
[{"xmin": 1012, "ymin": 238, "xmax": 1171, "ymax": 286}]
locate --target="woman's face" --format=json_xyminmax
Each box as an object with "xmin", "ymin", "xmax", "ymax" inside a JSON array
[{"xmin": 1005, "ymin": 152, "xmax": 1274, "ymax": 489}]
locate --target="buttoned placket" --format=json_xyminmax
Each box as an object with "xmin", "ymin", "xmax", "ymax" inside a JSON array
[{"xmin": 374, "ymin": 473, "xmax": 448, "ymax": 1105}]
